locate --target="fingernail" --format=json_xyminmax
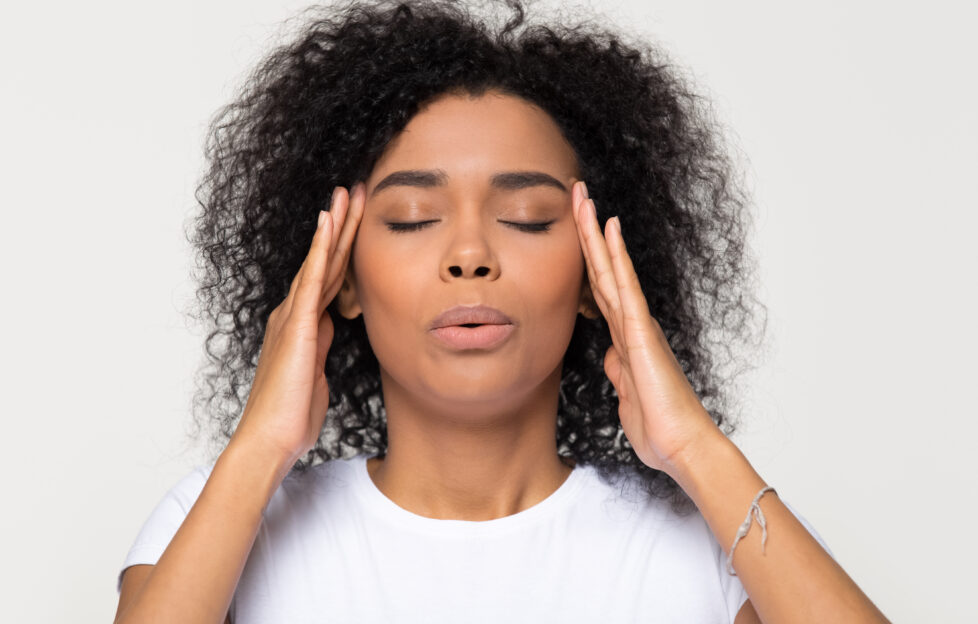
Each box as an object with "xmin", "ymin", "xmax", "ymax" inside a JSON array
[
  {"xmin": 318, "ymin": 210, "xmax": 327, "ymax": 227},
  {"xmin": 580, "ymin": 181, "xmax": 589, "ymax": 199}
]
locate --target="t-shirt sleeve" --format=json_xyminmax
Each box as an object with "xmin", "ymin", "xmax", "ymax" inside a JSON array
[
  {"xmin": 116, "ymin": 463, "xmax": 215, "ymax": 593},
  {"xmin": 720, "ymin": 497, "xmax": 834, "ymax": 623}
]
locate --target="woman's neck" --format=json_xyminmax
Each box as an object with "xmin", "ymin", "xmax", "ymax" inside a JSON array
[{"xmin": 366, "ymin": 365, "xmax": 575, "ymax": 521}]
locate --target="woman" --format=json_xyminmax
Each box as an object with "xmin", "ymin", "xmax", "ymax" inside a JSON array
[{"xmin": 114, "ymin": 1, "xmax": 889, "ymax": 622}]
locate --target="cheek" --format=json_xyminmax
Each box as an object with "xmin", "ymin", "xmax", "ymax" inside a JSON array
[
  {"xmin": 351, "ymin": 232, "xmax": 422, "ymax": 324},
  {"xmin": 350, "ymin": 231, "xmax": 442, "ymax": 378},
  {"xmin": 509, "ymin": 233, "xmax": 586, "ymax": 354},
  {"xmin": 513, "ymin": 231, "xmax": 585, "ymax": 309}
]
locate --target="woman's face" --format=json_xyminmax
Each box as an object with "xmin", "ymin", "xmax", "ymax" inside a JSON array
[{"xmin": 341, "ymin": 91, "xmax": 590, "ymax": 415}]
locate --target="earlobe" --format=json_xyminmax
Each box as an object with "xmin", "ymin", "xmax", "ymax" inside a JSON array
[
  {"xmin": 578, "ymin": 280, "xmax": 600, "ymax": 320},
  {"xmin": 336, "ymin": 267, "xmax": 363, "ymax": 320}
]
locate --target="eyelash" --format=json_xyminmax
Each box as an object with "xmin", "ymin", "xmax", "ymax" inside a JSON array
[{"xmin": 386, "ymin": 220, "xmax": 555, "ymax": 233}]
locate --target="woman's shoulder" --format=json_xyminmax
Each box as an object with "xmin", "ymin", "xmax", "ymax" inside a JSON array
[
  {"xmin": 281, "ymin": 453, "xmax": 366, "ymax": 492},
  {"xmin": 270, "ymin": 454, "xmax": 367, "ymax": 511},
  {"xmin": 146, "ymin": 454, "xmax": 363, "ymax": 522}
]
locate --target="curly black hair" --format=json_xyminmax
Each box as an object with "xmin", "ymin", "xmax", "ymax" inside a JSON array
[{"xmin": 184, "ymin": 0, "xmax": 766, "ymax": 514}]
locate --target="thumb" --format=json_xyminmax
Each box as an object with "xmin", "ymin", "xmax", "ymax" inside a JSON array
[
  {"xmin": 315, "ymin": 309, "xmax": 335, "ymax": 371},
  {"xmin": 604, "ymin": 346, "xmax": 626, "ymax": 398}
]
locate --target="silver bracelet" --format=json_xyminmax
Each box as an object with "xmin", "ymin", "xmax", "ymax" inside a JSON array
[{"xmin": 726, "ymin": 485, "xmax": 777, "ymax": 576}]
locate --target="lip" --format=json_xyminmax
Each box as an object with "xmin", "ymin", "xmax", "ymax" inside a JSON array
[
  {"xmin": 429, "ymin": 304, "xmax": 514, "ymax": 329},
  {"xmin": 428, "ymin": 304, "xmax": 516, "ymax": 351},
  {"xmin": 430, "ymin": 324, "xmax": 515, "ymax": 350}
]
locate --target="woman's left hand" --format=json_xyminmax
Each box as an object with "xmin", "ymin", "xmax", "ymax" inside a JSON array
[{"xmin": 571, "ymin": 181, "xmax": 723, "ymax": 476}]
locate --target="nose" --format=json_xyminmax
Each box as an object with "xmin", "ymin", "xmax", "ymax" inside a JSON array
[{"xmin": 438, "ymin": 215, "xmax": 500, "ymax": 281}]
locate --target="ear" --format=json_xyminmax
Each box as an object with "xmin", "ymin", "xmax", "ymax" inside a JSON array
[
  {"xmin": 578, "ymin": 276, "xmax": 600, "ymax": 320},
  {"xmin": 336, "ymin": 263, "xmax": 363, "ymax": 320}
]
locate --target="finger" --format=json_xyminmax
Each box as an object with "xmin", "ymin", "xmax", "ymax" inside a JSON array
[
  {"xmin": 293, "ymin": 209, "xmax": 333, "ymax": 317},
  {"xmin": 581, "ymin": 201, "xmax": 623, "ymax": 321},
  {"xmin": 605, "ymin": 217, "xmax": 658, "ymax": 349},
  {"xmin": 571, "ymin": 184, "xmax": 612, "ymax": 317},
  {"xmin": 570, "ymin": 185, "xmax": 629, "ymax": 360},
  {"xmin": 606, "ymin": 217, "xmax": 647, "ymax": 314},
  {"xmin": 603, "ymin": 346, "xmax": 640, "ymax": 434},
  {"xmin": 284, "ymin": 190, "xmax": 340, "ymax": 319},
  {"xmin": 317, "ymin": 185, "xmax": 346, "ymax": 309},
  {"xmin": 314, "ymin": 185, "xmax": 347, "ymax": 315},
  {"xmin": 325, "ymin": 186, "xmax": 348, "ymax": 260},
  {"xmin": 571, "ymin": 184, "xmax": 596, "ymax": 284},
  {"xmin": 574, "ymin": 193, "xmax": 622, "ymax": 319},
  {"xmin": 314, "ymin": 300, "xmax": 336, "ymax": 372},
  {"xmin": 322, "ymin": 182, "xmax": 366, "ymax": 312},
  {"xmin": 283, "ymin": 265, "xmax": 304, "ymax": 318},
  {"xmin": 603, "ymin": 344, "xmax": 625, "ymax": 394},
  {"xmin": 308, "ymin": 305, "xmax": 335, "ymax": 424},
  {"xmin": 282, "ymin": 229, "xmax": 317, "ymax": 318},
  {"xmin": 573, "ymin": 191, "xmax": 629, "ymax": 352},
  {"xmin": 604, "ymin": 218, "xmax": 682, "ymax": 418}
]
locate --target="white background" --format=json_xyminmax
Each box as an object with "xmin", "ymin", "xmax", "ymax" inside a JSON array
[{"xmin": 2, "ymin": 1, "xmax": 975, "ymax": 621}]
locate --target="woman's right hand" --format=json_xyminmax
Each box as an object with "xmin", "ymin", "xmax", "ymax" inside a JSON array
[{"xmin": 229, "ymin": 182, "xmax": 366, "ymax": 466}]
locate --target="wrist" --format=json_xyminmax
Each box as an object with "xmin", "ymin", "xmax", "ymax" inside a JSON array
[
  {"xmin": 664, "ymin": 428, "xmax": 750, "ymax": 499},
  {"xmin": 668, "ymin": 432, "xmax": 768, "ymax": 544},
  {"xmin": 224, "ymin": 433, "xmax": 299, "ymax": 483}
]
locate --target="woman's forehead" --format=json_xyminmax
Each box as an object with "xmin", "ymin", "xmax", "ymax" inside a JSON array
[{"xmin": 366, "ymin": 92, "xmax": 580, "ymax": 190}]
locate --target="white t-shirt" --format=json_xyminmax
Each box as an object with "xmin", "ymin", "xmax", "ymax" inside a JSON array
[{"xmin": 118, "ymin": 454, "xmax": 831, "ymax": 623}]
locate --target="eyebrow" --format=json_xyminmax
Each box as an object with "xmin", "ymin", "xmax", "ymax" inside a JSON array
[{"xmin": 370, "ymin": 169, "xmax": 567, "ymax": 197}]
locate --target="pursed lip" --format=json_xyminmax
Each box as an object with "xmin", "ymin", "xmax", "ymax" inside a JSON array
[{"xmin": 429, "ymin": 304, "xmax": 514, "ymax": 330}]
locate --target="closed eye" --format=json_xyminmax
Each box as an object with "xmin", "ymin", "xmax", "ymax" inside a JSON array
[
  {"xmin": 385, "ymin": 220, "xmax": 555, "ymax": 233},
  {"xmin": 503, "ymin": 220, "xmax": 555, "ymax": 233},
  {"xmin": 386, "ymin": 220, "xmax": 438, "ymax": 233}
]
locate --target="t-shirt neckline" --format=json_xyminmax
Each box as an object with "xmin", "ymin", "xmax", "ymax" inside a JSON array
[{"xmin": 352, "ymin": 454, "xmax": 588, "ymax": 537}]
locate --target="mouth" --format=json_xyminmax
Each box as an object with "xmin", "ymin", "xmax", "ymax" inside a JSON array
[
  {"xmin": 429, "ymin": 323, "xmax": 515, "ymax": 350},
  {"xmin": 428, "ymin": 304, "xmax": 516, "ymax": 350},
  {"xmin": 428, "ymin": 304, "xmax": 514, "ymax": 330}
]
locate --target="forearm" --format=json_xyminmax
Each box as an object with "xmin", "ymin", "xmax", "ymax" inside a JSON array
[
  {"xmin": 668, "ymin": 431, "xmax": 889, "ymax": 624},
  {"xmin": 116, "ymin": 438, "xmax": 293, "ymax": 624}
]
